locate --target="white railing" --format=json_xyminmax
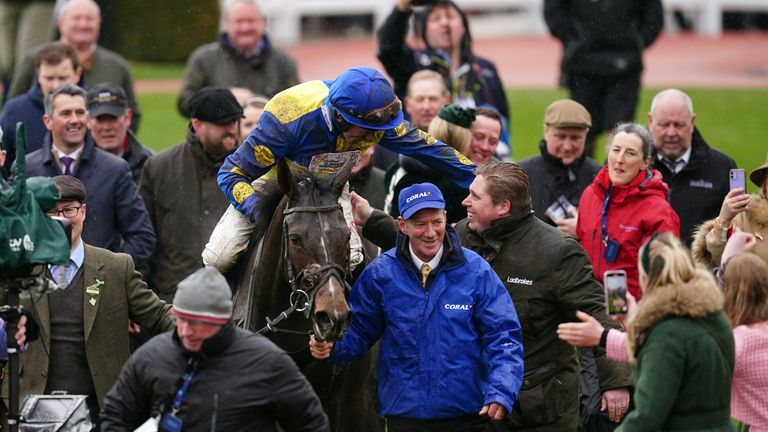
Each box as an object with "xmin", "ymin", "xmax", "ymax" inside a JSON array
[{"xmin": 258, "ymin": 0, "xmax": 768, "ymax": 44}]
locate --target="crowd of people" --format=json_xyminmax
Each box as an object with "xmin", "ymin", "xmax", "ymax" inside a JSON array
[{"xmin": 0, "ymin": 0, "xmax": 764, "ymax": 431}]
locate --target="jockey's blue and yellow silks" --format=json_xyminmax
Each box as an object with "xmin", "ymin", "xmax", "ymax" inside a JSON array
[{"xmin": 218, "ymin": 79, "xmax": 476, "ymax": 222}]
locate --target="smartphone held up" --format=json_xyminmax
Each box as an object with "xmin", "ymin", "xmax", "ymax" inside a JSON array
[
  {"xmin": 729, "ymin": 169, "xmax": 746, "ymax": 194},
  {"xmin": 603, "ymin": 270, "xmax": 628, "ymax": 316}
]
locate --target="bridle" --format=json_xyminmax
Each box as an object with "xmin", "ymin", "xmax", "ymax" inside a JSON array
[{"xmin": 256, "ymin": 201, "xmax": 352, "ymax": 337}]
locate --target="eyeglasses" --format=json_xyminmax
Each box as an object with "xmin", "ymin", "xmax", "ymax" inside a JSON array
[
  {"xmin": 48, "ymin": 205, "xmax": 83, "ymax": 218},
  {"xmin": 332, "ymin": 98, "xmax": 402, "ymax": 128}
]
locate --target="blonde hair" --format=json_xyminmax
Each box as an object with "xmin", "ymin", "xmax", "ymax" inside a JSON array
[
  {"xmin": 428, "ymin": 116, "xmax": 471, "ymax": 156},
  {"xmin": 406, "ymin": 70, "xmax": 449, "ymax": 98},
  {"xmin": 723, "ymin": 253, "xmax": 768, "ymax": 326},
  {"xmin": 638, "ymin": 233, "xmax": 698, "ymax": 295}
]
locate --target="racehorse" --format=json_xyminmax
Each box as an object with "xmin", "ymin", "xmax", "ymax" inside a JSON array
[{"xmin": 231, "ymin": 157, "xmax": 380, "ymax": 432}]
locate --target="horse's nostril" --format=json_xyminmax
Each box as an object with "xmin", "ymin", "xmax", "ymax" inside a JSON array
[{"xmin": 315, "ymin": 311, "xmax": 332, "ymax": 326}]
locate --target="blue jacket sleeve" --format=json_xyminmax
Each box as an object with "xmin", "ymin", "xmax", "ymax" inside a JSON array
[
  {"xmin": 379, "ymin": 122, "xmax": 476, "ymax": 189},
  {"xmin": 218, "ymin": 111, "xmax": 290, "ymax": 222},
  {"xmin": 329, "ymin": 266, "xmax": 385, "ymax": 366},
  {"xmin": 473, "ymin": 263, "xmax": 524, "ymax": 413}
]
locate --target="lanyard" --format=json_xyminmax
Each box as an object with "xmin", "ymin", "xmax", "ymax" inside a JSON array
[
  {"xmin": 171, "ymin": 358, "xmax": 199, "ymax": 415},
  {"xmin": 600, "ymin": 187, "xmax": 612, "ymax": 243}
]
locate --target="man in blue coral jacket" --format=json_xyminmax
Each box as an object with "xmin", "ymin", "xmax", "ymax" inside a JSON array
[
  {"xmin": 310, "ymin": 183, "xmax": 524, "ymax": 432},
  {"xmin": 205, "ymin": 66, "xmax": 477, "ymax": 273}
]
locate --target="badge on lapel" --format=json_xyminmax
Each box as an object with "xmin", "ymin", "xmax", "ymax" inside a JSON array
[{"xmin": 85, "ymin": 278, "xmax": 104, "ymax": 306}]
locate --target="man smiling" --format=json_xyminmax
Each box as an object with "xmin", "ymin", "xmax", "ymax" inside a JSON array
[{"xmin": 310, "ymin": 183, "xmax": 523, "ymax": 432}]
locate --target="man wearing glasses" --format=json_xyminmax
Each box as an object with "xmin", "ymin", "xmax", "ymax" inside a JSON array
[
  {"xmin": 205, "ymin": 66, "xmax": 476, "ymax": 273},
  {"xmin": 6, "ymin": 175, "xmax": 174, "ymax": 427}
]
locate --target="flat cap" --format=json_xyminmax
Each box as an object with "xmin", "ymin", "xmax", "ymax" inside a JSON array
[
  {"xmin": 189, "ymin": 87, "xmax": 244, "ymax": 124},
  {"xmin": 544, "ymin": 99, "xmax": 592, "ymax": 129}
]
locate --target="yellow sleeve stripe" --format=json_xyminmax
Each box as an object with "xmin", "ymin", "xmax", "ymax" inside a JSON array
[
  {"xmin": 229, "ymin": 166, "xmax": 253, "ymax": 181},
  {"xmin": 233, "ymin": 182, "xmax": 255, "ymax": 204},
  {"xmin": 265, "ymin": 80, "xmax": 329, "ymax": 124}
]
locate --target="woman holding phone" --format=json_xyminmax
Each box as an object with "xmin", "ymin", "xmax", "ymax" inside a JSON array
[
  {"xmin": 576, "ymin": 123, "xmax": 680, "ymax": 300},
  {"xmin": 692, "ymin": 151, "xmax": 768, "ymax": 267}
]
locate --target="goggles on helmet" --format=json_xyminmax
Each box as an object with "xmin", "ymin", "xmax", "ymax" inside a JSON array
[{"xmin": 332, "ymin": 98, "xmax": 402, "ymax": 128}]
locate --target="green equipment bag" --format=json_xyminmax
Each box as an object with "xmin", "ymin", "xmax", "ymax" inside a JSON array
[{"xmin": 0, "ymin": 123, "xmax": 70, "ymax": 272}]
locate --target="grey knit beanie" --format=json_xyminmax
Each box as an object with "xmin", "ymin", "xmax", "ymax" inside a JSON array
[{"xmin": 172, "ymin": 268, "xmax": 233, "ymax": 324}]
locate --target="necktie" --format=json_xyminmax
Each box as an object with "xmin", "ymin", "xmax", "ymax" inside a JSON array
[
  {"xmin": 663, "ymin": 158, "xmax": 683, "ymax": 174},
  {"xmin": 60, "ymin": 156, "xmax": 74, "ymax": 175},
  {"xmin": 420, "ymin": 263, "xmax": 431, "ymax": 287},
  {"xmin": 56, "ymin": 264, "xmax": 70, "ymax": 288}
]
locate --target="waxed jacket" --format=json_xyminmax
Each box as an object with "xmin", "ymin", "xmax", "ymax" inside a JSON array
[
  {"xmin": 457, "ymin": 212, "xmax": 632, "ymax": 431},
  {"xmin": 652, "ymin": 128, "xmax": 736, "ymax": 245},
  {"xmin": 577, "ymin": 167, "xmax": 680, "ymax": 300},
  {"xmin": 377, "ymin": 5, "xmax": 509, "ymax": 120},
  {"xmin": 218, "ymin": 79, "xmax": 476, "ymax": 223},
  {"xmin": 101, "ymin": 323, "xmax": 329, "ymax": 432},
  {"xmin": 139, "ymin": 126, "xmax": 230, "ymax": 300},
  {"xmin": 177, "ymin": 33, "xmax": 298, "ymax": 117},
  {"xmin": 330, "ymin": 228, "xmax": 524, "ymax": 419},
  {"xmin": 619, "ymin": 271, "xmax": 734, "ymax": 432},
  {"xmin": 519, "ymin": 139, "xmax": 602, "ymax": 225},
  {"xmin": 544, "ymin": 0, "xmax": 663, "ymax": 77}
]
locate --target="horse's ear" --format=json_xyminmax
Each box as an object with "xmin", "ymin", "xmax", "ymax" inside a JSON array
[
  {"xmin": 330, "ymin": 156, "xmax": 355, "ymax": 197},
  {"xmin": 277, "ymin": 158, "xmax": 310, "ymax": 198}
]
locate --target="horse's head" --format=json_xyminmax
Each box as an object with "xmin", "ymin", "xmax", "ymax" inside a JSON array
[{"xmin": 277, "ymin": 158, "xmax": 354, "ymax": 342}]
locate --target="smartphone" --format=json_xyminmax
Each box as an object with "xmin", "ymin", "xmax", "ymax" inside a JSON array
[
  {"xmin": 603, "ymin": 270, "xmax": 628, "ymax": 315},
  {"xmin": 729, "ymin": 169, "xmax": 746, "ymax": 194}
]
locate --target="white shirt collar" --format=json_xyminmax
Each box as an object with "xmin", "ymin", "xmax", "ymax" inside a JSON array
[
  {"xmin": 409, "ymin": 242, "xmax": 444, "ymax": 271},
  {"xmin": 54, "ymin": 145, "xmax": 84, "ymax": 173}
]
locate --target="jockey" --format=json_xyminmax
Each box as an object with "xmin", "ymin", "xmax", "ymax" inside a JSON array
[{"xmin": 204, "ymin": 66, "xmax": 476, "ymax": 272}]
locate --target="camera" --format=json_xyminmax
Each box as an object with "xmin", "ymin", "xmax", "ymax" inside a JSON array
[{"xmin": 412, "ymin": 0, "xmax": 441, "ymax": 6}]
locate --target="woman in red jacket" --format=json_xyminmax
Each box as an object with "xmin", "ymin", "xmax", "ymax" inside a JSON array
[{"xmin": 577, "ymin": 123, "xmax": 679, "ymax": 300}]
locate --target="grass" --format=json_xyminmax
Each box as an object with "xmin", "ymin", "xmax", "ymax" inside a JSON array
[{"xmin": 136, "ymin": 87, "xmax": 767, "ymax": 190}]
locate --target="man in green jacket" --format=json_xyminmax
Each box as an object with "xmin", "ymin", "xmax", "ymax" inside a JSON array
[{"xmin": 354, "ymin": 161, "xmax": 633, "ymax": 431}]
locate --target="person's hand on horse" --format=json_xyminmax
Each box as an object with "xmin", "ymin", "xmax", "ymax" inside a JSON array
[
  {"xmin": 350, "ymin": 192, "xmax": 374, "ymax": 232},
  {"xmin": 479, "ymin": 402, "xmax": 506, "ymax": 421},
  {"xmin": 309, "ymin": 334, "xmax": 334, "ymax": 360}
]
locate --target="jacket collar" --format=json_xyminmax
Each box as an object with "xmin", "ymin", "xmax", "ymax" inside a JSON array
[
  {"xmin": 41, "ymin": 132, "xmax": 97, "ymax": 169},
  {"xmin": 218, "ymin": 32, "xmax": 271, "ymax": 63},
  {"xmin": 26, "ymin": 81, "xmax": 45, "ymax": 107},
  {"xmin": 652, "ymin": 126, "xmax": 711, "ymax": 174},
  {"xmin": 185, "ymin": 124, "xmax": 227, "ymax": 169},
  {"xmin": 593, "ymin": 166, "xmax": 668, "ymax": 205},
  {"xmin": 460, "ymin": 210, "xmax": 534, "ymax": 260},
  {"xmin": 173, "ymin": 321, "xmax": 237, "ymax": 361},
  {"xmin": 627, "ymin": 269, "xmax": 723, "ymax": 362}
]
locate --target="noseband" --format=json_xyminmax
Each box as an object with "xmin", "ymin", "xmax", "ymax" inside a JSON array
[{"xmin": 256, "ymin": 202, "xmax": 351, "ymax": 336}]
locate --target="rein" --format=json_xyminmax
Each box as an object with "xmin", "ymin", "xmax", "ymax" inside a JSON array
[{"xmin": 255, "ymin": 202, "xmax": 351, "ymax": 338}]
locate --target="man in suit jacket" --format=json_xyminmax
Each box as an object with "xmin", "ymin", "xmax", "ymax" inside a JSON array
[
  {"xmin": 1, "ymin": 175, "xmax": 174, "ymax": 425},
  {"xmin": 18, "ymin": 83, "xmax": 155, "ymax": 266}
]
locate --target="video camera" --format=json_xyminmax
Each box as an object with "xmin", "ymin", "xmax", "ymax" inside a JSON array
[{"xmin": 0, "ymin": 123, "xmax": 73, "ymax": 432}]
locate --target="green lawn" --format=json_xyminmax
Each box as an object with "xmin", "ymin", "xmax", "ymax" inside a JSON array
[{"xmin": 137, "ymin": 87, "xmax": 767, "ymax": 192}]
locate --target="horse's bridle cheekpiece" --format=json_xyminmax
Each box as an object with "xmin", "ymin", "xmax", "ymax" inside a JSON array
[{"xmin": 256, "ymin": 201, "xmax": 352, "ymax": 339}]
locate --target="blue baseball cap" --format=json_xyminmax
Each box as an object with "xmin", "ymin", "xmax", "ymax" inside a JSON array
[
  {"xmin": 328, "ymin": 67, "xmax": 404, "ymax": 131},
  {"xmin": 398, "ymin": 183, "xmax": 445, "ymax": 220}
]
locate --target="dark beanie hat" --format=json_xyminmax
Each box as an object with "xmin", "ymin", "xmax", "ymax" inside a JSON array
[
  {"xmin": 438, "ymin": 104, "xmax": 476, "ymax": 128},
  {"xmin": 52, "ymin": 175, "xmax": 86, "ymax": 202},
  {"xmin": 172, "ymin": 268, "xmax": 233, "ymax": 324},
  {"xmin": 189, "ymin": 87, "xmax": 244, "ymax": 124}
]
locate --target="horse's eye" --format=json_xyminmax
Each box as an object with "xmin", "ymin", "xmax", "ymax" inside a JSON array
[{"xmin": 289, "ymin": 235, "xmax": 302, "ymax": 247}]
